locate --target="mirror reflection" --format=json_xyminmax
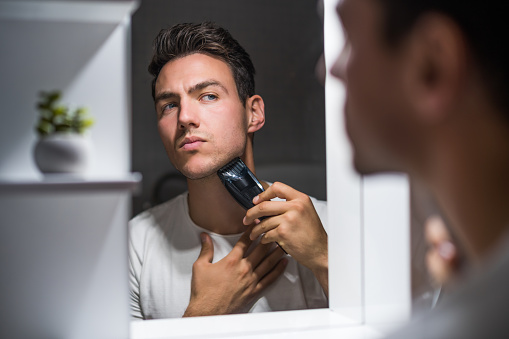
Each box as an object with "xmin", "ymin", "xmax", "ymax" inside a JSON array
[{"xmin": 130, "ymin": 0, "xmax": 327, "ymax": 319}]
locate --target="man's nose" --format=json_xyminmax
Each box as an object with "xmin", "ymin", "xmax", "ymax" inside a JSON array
[
  {"xmin": 331, "ymin": 43, "xmax": 350, "ymax": 82},
  {"xmin": 178, "ymin": 102, "xmax": 200, "ymax": 130}
]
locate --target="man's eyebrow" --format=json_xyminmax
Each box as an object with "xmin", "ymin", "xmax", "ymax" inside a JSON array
[
  {"xmin": 154, "ymin": 80, "xmax": 228, "ymax": 104},
  {"xmin": 188, "ymin": 80, "xmax": 228, "ymax": 95},
  {"xmin": 154, "ymin": 91, "xmax": 178, "ymax": 104}
]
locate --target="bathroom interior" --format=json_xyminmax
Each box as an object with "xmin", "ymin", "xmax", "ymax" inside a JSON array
[{"xmin": 0, "ymin": 0, "xmax": 433, "ymax": 337}]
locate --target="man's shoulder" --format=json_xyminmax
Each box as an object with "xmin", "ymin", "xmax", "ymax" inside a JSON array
[{"xmin": 386, "ymin": 239, "xmax": 509, "ymax": 339}]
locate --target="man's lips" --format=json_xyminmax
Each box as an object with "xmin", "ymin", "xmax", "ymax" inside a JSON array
[{"xmin": 179, "ymin": 136, "xmax": 206, "ymax": 150}]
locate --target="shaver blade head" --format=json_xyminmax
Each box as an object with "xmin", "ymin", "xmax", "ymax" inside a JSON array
[{"xmin": 217, "ymin": 157, "xmax": 264, "ymax": 210}]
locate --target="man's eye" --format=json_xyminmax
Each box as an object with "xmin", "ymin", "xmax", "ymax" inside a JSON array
[
  {"xmin": 201, "ymin": 94, "xmax": 218, "ymax": 102},
  {"xmin": 161, "ymin": 102, "xmax": 177, "ymax": 113}
]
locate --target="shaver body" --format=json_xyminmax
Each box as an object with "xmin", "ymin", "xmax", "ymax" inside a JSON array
[{"xmin": 217, "ymin": 157, "xmax": 287, "ymax": 253}]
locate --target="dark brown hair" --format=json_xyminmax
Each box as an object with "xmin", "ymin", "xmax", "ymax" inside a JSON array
[
  {"xmin": 148, "ymin": 22, "xmax": 255, "ymax": 105},
  {"xmin": 378, "ymin": 0, "xmax": 509, "ymax": 116}
]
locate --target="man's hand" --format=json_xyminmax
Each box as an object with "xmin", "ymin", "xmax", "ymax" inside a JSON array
[
  {"xmin": 425, "ymin": 215, "xmax": 461, "ymax": 288},
  {"xmin": 243, "ymin": 182, "xmax": 328, "ymax": 296},
  {"xmin": 183, "ymin": 227, "xmax": 287, "ymax": 317}
]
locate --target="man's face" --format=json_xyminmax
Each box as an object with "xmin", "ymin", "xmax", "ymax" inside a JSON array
[
  {"xmin": 154, "ymin": 53, "xmax": 250, "ymax": 180},
  {"xmin": 331, "ymin": 0, "xmax": 419, "ymax": 174}
]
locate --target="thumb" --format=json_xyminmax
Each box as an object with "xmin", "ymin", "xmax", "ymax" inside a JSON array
[{"xmin": 197, "ymin": 232, "xmax": 214, "ymax": 263}]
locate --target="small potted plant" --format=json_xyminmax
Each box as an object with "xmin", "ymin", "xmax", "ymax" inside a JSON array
[{"xmin": 33, "ymin": 90, "xmax": 94, "ymax": 174}]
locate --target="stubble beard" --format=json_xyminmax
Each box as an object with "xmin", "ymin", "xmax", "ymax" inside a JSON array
[{"xmin": 173, "ymin": 147, "xmax": 246, "ymax": 181}]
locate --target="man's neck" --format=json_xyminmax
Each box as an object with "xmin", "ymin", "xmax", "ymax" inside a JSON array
[
  {"xmin": 426, "ymin": 104, "xmax": 509, "ymax": 263},
  {"xmin": 186, "ymin": 170, "xmax": 250, "ymax": 235}
]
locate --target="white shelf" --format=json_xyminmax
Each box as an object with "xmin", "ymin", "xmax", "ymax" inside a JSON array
[
  {"xmin": 130, "ymin": 309, "xmax": 383, "ymax": 339},
  {"xmin": 0, "ymin": 172, "xmax": 141, "ymax": 193},
  {"xmin": 0, "ymin": 0, "xmax": 139, "ymax": 23}
]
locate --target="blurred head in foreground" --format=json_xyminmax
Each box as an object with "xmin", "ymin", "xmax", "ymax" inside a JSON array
[{"xmin": 332, "ymin": 0, "xmax": 509, "ymax": 261}]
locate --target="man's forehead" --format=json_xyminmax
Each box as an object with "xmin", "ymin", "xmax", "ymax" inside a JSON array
[
  {"xmin": 161, "ymin": 53, "xmax": 232, "ymax": 78},
  {"xmin": 155, "ymin": 54, "xmax": 234, "ymax": 93}
]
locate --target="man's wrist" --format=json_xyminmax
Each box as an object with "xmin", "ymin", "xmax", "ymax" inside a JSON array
[
  {"xmin": 183, "ymin": 301, "xmax": 208, "ymax": 317},
  {"xmin": 183, "ymin": 300, "xmax": 223, "ymax": 317},
  {"xmin": 182, "ymin": 304, "xmax": 198, "ymax": 317},
  {"xmin": 310, "ymin": 251, "xmax": 329, "ymax": 297}
]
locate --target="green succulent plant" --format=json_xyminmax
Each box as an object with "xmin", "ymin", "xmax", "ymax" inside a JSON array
[{"xmin": 35, "ymin": 90, "xmax": 94, "ymax": 137}]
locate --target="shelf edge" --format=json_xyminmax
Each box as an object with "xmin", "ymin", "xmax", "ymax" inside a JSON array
[{"xmin": 0, "ymin": 172, "xmax": 142, "ymax": 193}]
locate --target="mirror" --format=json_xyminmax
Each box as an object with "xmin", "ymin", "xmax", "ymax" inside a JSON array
[
  {"xmin": 130, "ymin": 0, "xmax": 327, "ymax": 319},
  {"xmin": 131, "ymin": 0, "xmax": 326, "ymax": 216},
  {"xmin": 129, "ymin": 0, "xmax": 410, "ymax": 335}
]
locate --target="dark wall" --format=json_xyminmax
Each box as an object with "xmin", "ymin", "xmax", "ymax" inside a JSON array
[{"xmin": 131, "ymin": 0, "xmax": 326, "ymax": 216}]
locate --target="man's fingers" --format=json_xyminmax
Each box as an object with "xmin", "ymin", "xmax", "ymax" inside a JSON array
[
  {"xmin": 244, "ymin": 201, "xmax": 287, "ymax": 226},
  {"xmin": 244, "ymin": 182, "xmax": 309, "ymax": 226},
  {"xmin": 245, "ymin": 241, "xmax": 275, "ymax": 268},
  {"xmin": 249, "ymin": 216, "xmax": 282, "ymax": 240},
  {"xmin": 259, "ymin": 229, "xmax": 281, "ymax": 245},
  {"xmin": 252, "ymin": 182, "xmax": 302, "ymax": 205},
  {"xmin": 253, "ymin": 257, "xmax": 288, "ymax": 295},
  {"xmin": 425, "ymin": 216, "xmax": 458, "ymax": 261},
  {"xmin": 426, "ymin": 247, "xmax": 455, "ymax": 285},
  {"xmin": 253, "ymin": 246, "xmax": 286, "ymax": 280},
  {"xmin": 196, "ymin": 233, "xmax": 214, "ymax": 264},
  {"xmin": 229, "ymin": 225, "xmax": 255, "ymax": 257},
  {"xmin": 425, "ymin": 215, "xmax": 451, "ymax": 245}
]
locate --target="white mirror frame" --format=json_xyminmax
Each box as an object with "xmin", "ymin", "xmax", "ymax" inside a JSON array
[{"xmin": 131, "ymin": 0, "xmax": 411, "ymax": 337}]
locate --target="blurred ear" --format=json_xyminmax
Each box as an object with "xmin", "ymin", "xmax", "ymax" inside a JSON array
[
  {"xmin": 246, "ymin": 95, "xmax": 265, "ymax": 133},
  {"xmin": 402, "ymin": 13, "xmax": 468, "ymax": 124}
]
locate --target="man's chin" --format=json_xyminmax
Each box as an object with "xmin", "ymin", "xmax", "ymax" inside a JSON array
[
  {"xmin": 178, "ymin": 166, "xmax": 217, "ymax": 180},
  {"xmin": 352, "ymin": 159, "xmax": 379, "ymax": 176},
  {"xmin": 173, "ymin": 152, "xmax": 244, "ymax": 180},
  {"xmin": 352, "ymin": 153, "xmax": 405, "ymax": 176},
  {"xmin": 176, "ymin": 160, "xmax": 225, "ymax": 181},
  {"xmin": 184, "ymin": 171, "xmax": 217, "ymax": 181}
]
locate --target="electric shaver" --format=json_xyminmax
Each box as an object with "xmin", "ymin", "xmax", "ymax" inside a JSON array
[
  {"xmin": 217, "ymin": 157, "xmax": 264, "ymax": 210},
  {"xmin": 217, "ymin": 157, "xmax": 288, "ymax": 254}
]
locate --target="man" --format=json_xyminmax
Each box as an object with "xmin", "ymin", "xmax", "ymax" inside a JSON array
[
  {"xmin": 128, "ymin": 22, "xmax": 329, "ymax": 319},
  {"xmin": 330, "ymin": 0, "xmax": 509, "ymax": 337},
  {"xmin": 250, "ymin": 0, "xmax": 509, "ymax": 335}
]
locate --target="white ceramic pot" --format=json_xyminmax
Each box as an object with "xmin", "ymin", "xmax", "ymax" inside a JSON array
[{"xmin": 34, "ymin": 133, "xmax": 91, "ymax": 174}]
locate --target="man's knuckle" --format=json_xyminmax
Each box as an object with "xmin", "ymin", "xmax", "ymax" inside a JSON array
[
  {"xmin": 299, "ymin": 192, "xmax": 311, "ymax": 201},
  {"xmin": 239, "ymin": 261, "xmax": 252, "ymax": 276},
  {"xmin": 286, "ymin": 211, "xmax": 298, "ymax": 224},
  {"xmin": 192, "ymin": 261, "xmax": 202, "ymax": 271},
  {"xmin": 225, "ymin": 256, "xmax": 238, "ymax": 268},
  {"xmin": 273, "ymin": 181, "xmax": 283, "ymax": 190},
  {"xmin": 277, "ymin": 224, "xmax": 288, "ymax": 239},
  {"xmin": 294, "ymin": 200, "xmax": 306, "ymax": 213}
]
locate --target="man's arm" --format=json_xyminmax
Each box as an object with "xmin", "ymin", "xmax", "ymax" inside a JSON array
[
  {"xmin": 183, "ymin": 227, "xmax": 287, "ymax": 317},
  {"xmin": 243, "ymin": 182, "xmax": 329, "ymax": 296}
]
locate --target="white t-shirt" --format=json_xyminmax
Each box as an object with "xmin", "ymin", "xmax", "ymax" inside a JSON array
[{"xmin": 129, "ymin": 191, "xmax": 328, "ymax": 319}]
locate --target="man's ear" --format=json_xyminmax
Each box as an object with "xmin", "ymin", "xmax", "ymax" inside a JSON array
[
  {"xmin": 402, "ymin": 13, "xmax": 468, "ymax": 124},
  {"xmin": 246, "ymin": 95, "xmax": 265, "ymax": 133}
]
